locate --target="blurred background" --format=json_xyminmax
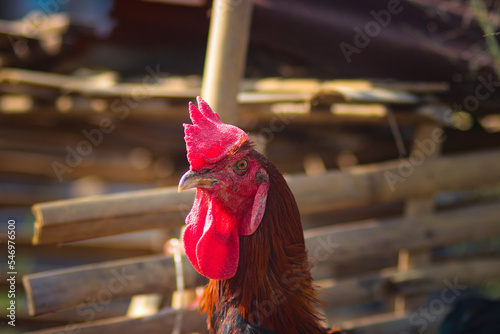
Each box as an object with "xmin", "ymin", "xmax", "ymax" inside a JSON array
[{"xmin": 0, "ymin": 0, "xmax": 500, "ymax": 333}]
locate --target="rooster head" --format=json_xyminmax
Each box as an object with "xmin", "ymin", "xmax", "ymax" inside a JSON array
[{"xmin": 178, "ymin": 97, "xmax": 269, "ymax": 280}]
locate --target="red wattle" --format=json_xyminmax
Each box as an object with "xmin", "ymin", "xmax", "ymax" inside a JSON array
[{"xmin": 182, "ymin": 190, "xmax": 239, "ymax": 280}]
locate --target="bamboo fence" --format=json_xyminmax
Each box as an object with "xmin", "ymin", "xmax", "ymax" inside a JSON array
[{"xmin": 3, "ymin": 72, "xmax": 496, "ymax": 333}]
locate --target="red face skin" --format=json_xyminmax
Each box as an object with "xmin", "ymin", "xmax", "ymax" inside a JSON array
[
  {"xmin": 197, "ymin": 150, "xmax": 259, "ymax": 217},
  {"xmin": 179, "ymin": 144, "xmax": 269, "ymax": 280}
]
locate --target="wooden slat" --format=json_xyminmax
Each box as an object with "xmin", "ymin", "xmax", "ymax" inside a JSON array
[
  {"xmin": 12, "ymin": 291, "xmax": 130, "ymax": 324},
  {"xmin": 32, "ymin": 149, "xmax": 500, "ymax": 244},
  {"xmin": 338, "ymin": 310, "xmax": 445, "ymax": 334},
  {"xmin": 0, "ymin": 68, "xmax": 445, "ymax": 98},
  {"xmin": 311, "ymin": 86, "xmax": 420, "ymax": 106},
  {"xmin": 32, "ymin": 188, "xmax": 195, "ymax": 244},
  {"xmin": 23, "ymin": 254, "xmax": 208, "ymax": 316},
  {"xmin": 292, "ymin": 149, "xmax": 500, "ymax": 214},
  {"xmin": 306, "ymin": 201, "xmax": 500, "ymax": 275},
  {"xmin": 0, "ymin": 150, "xmax": 173, "ymax": 182},
  {"xmin": 25, "ymin": 307, "xmax": 208, "ymax": 334},
  {"xmin": 320, "ymin": 257, "xmax": 500, "ymax": 309},
  {"xmin": 239, "ymin": 104, "xmax": 452, "ymax": 127},
  {"xmin": 0, "ymin": 68, "xmax": 198, "ymax": 99}
]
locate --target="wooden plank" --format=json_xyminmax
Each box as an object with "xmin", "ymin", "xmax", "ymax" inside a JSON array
[
  {"xmin": 311, "ymin": 86, "xmax": 420, "ymax": 106},
  {"xmin": 32, "ymin": 188, "xmax": 195, "ymax": 244},
  {"xmin": 0, "ymin": 150, "xmax": 173, "ymax": 183},
  {"xmin": 338, "ymin": 310, "xmax": 445, "ymax": 334},
  {"xmin": 23, "ymin": 254, "xmax": 208, "ymax": 316},
  {"xmin": 12, "ymin": 291, "xmax": 130, "ymax": 323},
  {"xmin": 24, "ymin": 307, "xmax": 208, "ymax": 334},
  {"xmin": 239, "ymin": 103, "xmax": 452, "ymax": 127},
  {"xmin": 32, "ymin": 149, "xmax": 500, "ymax": 244},
  {"xmin": 293, "ymin": 148, "xmax": 500, "ymax": 214},
  {"xmin": 340, "ymin": 312, "xmax": 412, "ymax": 334},
  {"xmin": 320, "ymin": 257, "xmax": 500, "ymax": 308},
  {"xmin": 0, "ymin": 68, "xmax": 198, "ymax": 99},
  {"xmin": 0, "ymin": 68, "xmax": 115, "ymax": 92},
  {"xmin": 33, "ymin": 210, "xmax": 187, "ymax": 246},
  {"xmin": 306, "ymin": 201, "xmax": 500, "ymax": 274}
]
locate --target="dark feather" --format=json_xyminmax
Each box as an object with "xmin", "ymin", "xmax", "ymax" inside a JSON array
[{"xmin": 440, "ymin": 296, "xmax": 500, "ymax": 334}]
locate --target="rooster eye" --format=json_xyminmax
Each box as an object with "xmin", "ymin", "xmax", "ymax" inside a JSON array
[{"xmin": 233, "ymin": 159, "xmax": 248, "ymax": 175}]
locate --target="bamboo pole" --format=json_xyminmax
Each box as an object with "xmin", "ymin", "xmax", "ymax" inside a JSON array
[
  {"xmin": 23, "ymin": 254, "xmax": 208, "ymax": 316},
  {"xmin": 201, "ymin": 0, "xmax": 254, "ymax": 124},
  {"xmin": 24, "ymin": 307, "xmax": 208, "ymax": 334},
  {"xmin": 13, "ymin": 292, "xmax": 130, "ymax": 323},
  {"xmin": 291, "ymin": 148, "xmax": 500, "ymax": 214},
  {"xmin": 32, "ymin": 149, "xmax": 500, "ymax": 244},
  {"xmin": 32, "ymin": 188, "xmax": 195, "ymax": 244}
]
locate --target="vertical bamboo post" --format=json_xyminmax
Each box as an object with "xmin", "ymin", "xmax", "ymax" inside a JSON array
[
  {"xmin": 201, "ymin": 0, "xmax": 254, "ymax": 124},
  {"xmin": 394, "ymin": 123, "xmax": 443, "ymax": 314}
]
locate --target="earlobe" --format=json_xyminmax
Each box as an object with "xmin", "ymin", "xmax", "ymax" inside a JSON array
[{"xmin": 238, "ymin": 168, "xmax": 269, "ymax": 236}]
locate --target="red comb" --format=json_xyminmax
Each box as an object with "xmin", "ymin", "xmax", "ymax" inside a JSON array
[{"xmin": 184, "ymin": 97, "xmax": 248, "ymax": 170}]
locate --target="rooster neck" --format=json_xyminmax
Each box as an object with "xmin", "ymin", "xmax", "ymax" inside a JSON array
[{"xmin": 201, "ymin": 155, "xmax": 325, "ymax": 334}]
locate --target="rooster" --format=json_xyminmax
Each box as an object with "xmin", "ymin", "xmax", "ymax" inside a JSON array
[{"xmin": 178, "ymin": 97, "xmax": 340, "ymax": 334}]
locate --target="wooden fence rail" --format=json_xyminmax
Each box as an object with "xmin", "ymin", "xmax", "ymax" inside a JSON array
[
  {"xmin": 23, "ymin": 254, "xmax": 207, "ymax": 316},
  {"xmin": 320, "ymin": 257, "xmax": 500, "ymax": 308},
  {"xmin": 306, "ymin": 201, "xmax": 500, "ymax": 271},
  {"xmin": 25, "ymin": 307, "xmax": 208, "ymax": 334},
  {"xmin": 32, "ymin": 149, "xmax": 500, "ymax": 244}
]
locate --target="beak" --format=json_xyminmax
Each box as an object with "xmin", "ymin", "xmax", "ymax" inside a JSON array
[{"xmin": 178, "ymin": 170, "xmax": 220, "ymax": 192}]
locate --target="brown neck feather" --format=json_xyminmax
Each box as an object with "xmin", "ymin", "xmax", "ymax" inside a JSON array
[{"xmin": 200, "ymin": 151, "xmax": 325, "ymax": 333}]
